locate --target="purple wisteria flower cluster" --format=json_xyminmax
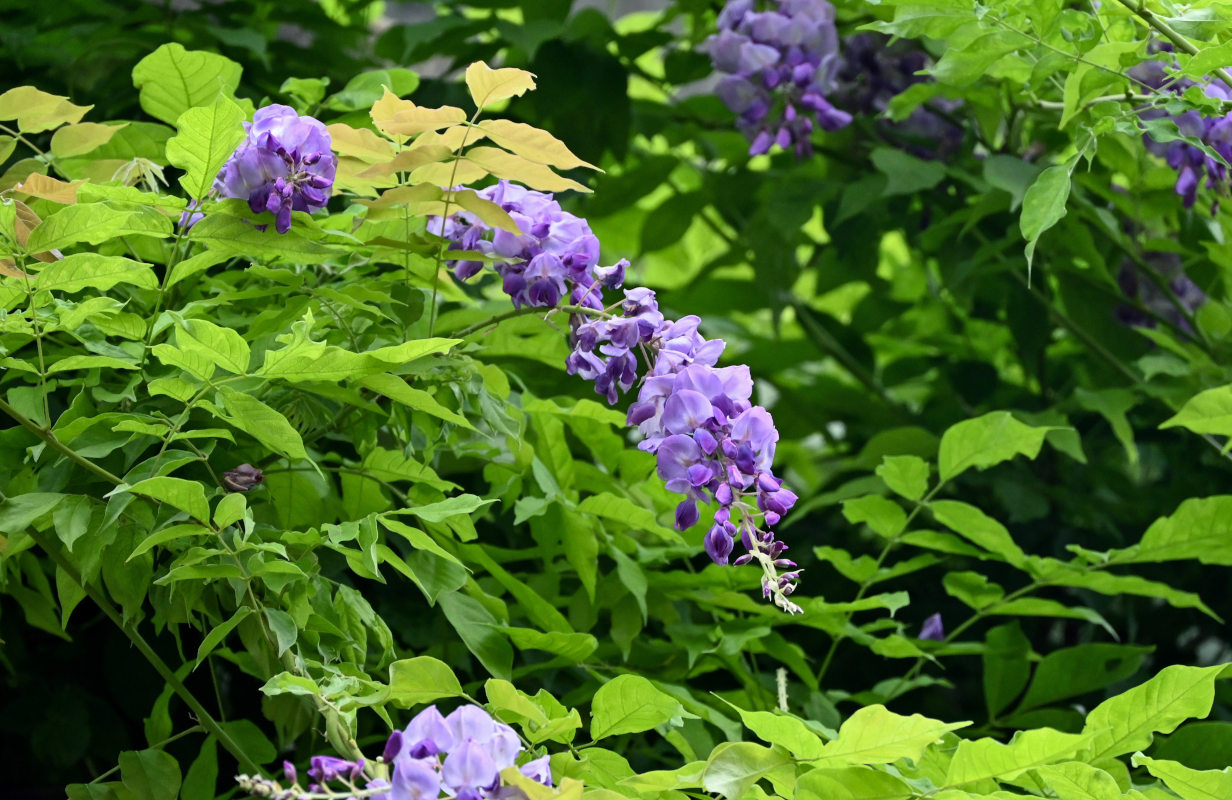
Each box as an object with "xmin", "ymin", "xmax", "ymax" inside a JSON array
[
  {"xmin": 704, "ymin": 0, "xmax": 852, "ymax": 157},
  {"xmin": 212, "ymin": 104, "xmax": 337, "ymax": 233},
  {"xmin": 436, "ymin": 180, "xmax": 802, "ymax": 613},
  {"xmin": 1131, "ymin": 56, "xmax": 1232, "ymax": 210},
  {"xmin": 832, "ymin": 33, "xmax": 964, "ymax": 160},
  {"xmin": 428, "ymin": 181, "xmax": 627, "ymax": 312},
  {"xmin": 237, "ymin": 704, "xmax": 551, "ymax": 800}
]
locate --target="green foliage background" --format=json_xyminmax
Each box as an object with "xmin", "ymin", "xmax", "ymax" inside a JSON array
[{"xmin": 3, "ymin": 1, "xmax": 1232, "ymax": 800}]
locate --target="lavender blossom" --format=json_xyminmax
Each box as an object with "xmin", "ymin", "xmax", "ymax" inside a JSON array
[
  {"xmin": 918, "ymin": 613, "xmax": 945, "ymax": 641},
  {"xmin": 214, "ymin": 104, "xmax": 337, "ymax": 233},
  {"xmin": 243, "ymin": 704, "xmax": 552, "ymax": 800},
  {"xmin": 1130, "ymin": 52, "xmax": 1232, "ymax": 210},
  {"xmin": 704, "ymin": 0, "xmax": 851, "ymax": 157},
  {"xmin": 434, "ymin": 181, "xmax": 804, "ymax": 613}
]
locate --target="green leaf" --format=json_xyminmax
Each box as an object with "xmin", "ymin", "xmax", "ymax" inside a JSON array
[
  {"xmin": 128, "ymin": 524, "xmax": 213, "ymax": 561},
  {"xmin": 388, "ymin": 656, "xmax": 464, "ymax": 706},
  {"xmin": 26, "ymin": 204, "xmax": 171, "ymax": 253},
  {"xmin": 131, "ymin": 44, "xmax": 243, "ymax": 125},
  {"xmin": 188, "ymin": 214, "xmax": 337, "ymax": 262},
  {"xmin": 174, "ymin": 317, "xmax": 250, "ymax": 376},
  {"xmin": 578, "ymin": 492, "xmax": 677, "ymax": 540},
  {"xmin": 214, "ymin": 493, "xmax": 246, "ymax": 530},
  {"xmin": 724, "ymin": 704, "xmax": 826, "ymax": 760},
  {"xmin": 1030, "ymin": 762, "xmax": 1124, "ymax": 800},
  {"xmin": 1111, "ymin": 496, "xmax": 1232, "ymax": 565},
  {"xmin": 217, "ymin": 387, "xmax": 308, "ymax": 461},
  {"xmin": 841, "ymin": 495, "xmax": 908, "ymax": 538},
  {"xmin": 870, "ymin": 148, "xmax": 946, "ymax": 195},
  {"xmin": 983, "ymin": 622, "xmax": 1032, "ymax": 718},
  {"xmin": 359, "ymin": 373, "xmax": 475, "ymax": 429},
  {"xmin": 259, "ymin": 672, "xmax": 320, "ymax": 697},
  {"xmin": 1132, "ymin": 754, "xmax": 1232, "ymax": 800},
  {"xmin": 812, "ymin": 704, "xmax": 968, "ymax": 767},
  {"xmin": 181, "ymin": 736, "xmax": 218, "ymax": 800},
  {"xmin": 591, "ymin": 674, "xmax": 687, "ymax": 740},
  {"xmin": 1020, "ymin": 163, "xmax": 1072, "ymax": 273},
  {"xmin": 438, "ymin": 591, "xmax": 512, "ymax": 680},
  {"xmin": 166, "ymin": 98, "xmax": 246, "ymax": 200},
  {"xmin": 194, "ymin": 606, "xmax": 251, "ymax": 667},
  {"xmin": 1155, "ymin": 722, "xmax": 1232, "ymax": 771},
  {"xmin": 31, "ymin": 254, "xmax": 158, "ymax": 293},
  {"xmin": 876, "ymin": 455, "xmax": 929, "ymax": 502},
  {"xmin": 945, "ymin": 728, "xmax": 1093, "ymax": 786},
  {"xmin": 929, "ymin": 500, "xmax": 1026, "ymax": 565},
  {"xmin": 701, "ymin": 742, "xmax": 793, "ymax": 800},
  {"xmin": 943, "ymin": 571, "xmax": 1004, "ymax": 610},
  {"xmin": 396, "ymin": 494, "xmax": 495, "ymax": 524},
  {"xmin": 1162, "ymin": 385, "xmax": 1232, "ymax": 438},
  {"xmin": 1016, "ymin": 643, "xmax": 1149, "ymax": 712},
  {"xmin": 326, "ymin": 68, "xmax": 420, "ymax": 112},
  {"xmin": 119, "ymin": 749, "xmax": 182, "ymax": 800},
  {"xmin": 121, "ymin": 477, "xmax": 210, "ymax": 523},
  {"xmin": 795, "ymin": 766, "xmax": 916, "ymax": 800},
  {"xmin": 264, "ymin": 608, "xmax": 297, "ymax": 657},
  {"xmin": 1083, "ymin": 663, "xmax": 1227, "ymax": 761},
  {"xmin": 504, "ymin": 628, "xmax": 597, "ymax": 663},
  {"xmin": 938, "ymin": 411, "xmax": 1053, "ymax": 483},
  {"xmin": 0, "ymin": 493, "xmax": 65, "ymax": 534}
]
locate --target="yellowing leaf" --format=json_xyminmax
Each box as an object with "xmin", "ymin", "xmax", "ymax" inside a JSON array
[
  {"xmin": 0, "ymin": 86, "xmax": 92, "ymax": 133},
  {"xmin": 333, "ymin": 156, "xmax": 393, "ymax": 197},
  {"xmin": 465, "ymin": 61, "xmax": 537, "ymax": 110},
  {"xmin": 464, "ymin": 146, "xmax": 590, "ymax": 193},
  {"xmin": 326, "ymin": 122, "xmax": 395, "ymax": 161},
  {"xmin": 408, "ymin": 158, "xmax": 490, "ymax": 188},
  {"xmin": 13, "ymin": 173, "xmax": 82, "ymax": 204},
  {"xmin": 478, "ymin": 119, "xmax": 597, "ymax": 170},
  {"xmin": 10, "ymin": 200, "xmax": 63, "ymax": 263},
  {"xmin": 414, "ymin": 125, "xmax": 485, "ymax": 152},
  {"xmin": 50, "ymin": 122, "xmax": 126, "ymax": 158},
  {"xmin": 356, "ymin": 145, "xmax": 452, "ymax": 180},
  {"xmin": 373, "ymin": 90, "xmax": 467, "ymax": 137},
  {"xmin": 357, "ymin": 184, "xmax": 443, "ymax": 210}
]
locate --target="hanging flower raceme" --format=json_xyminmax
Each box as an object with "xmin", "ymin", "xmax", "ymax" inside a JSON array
[
  {"xmin": 236, "ymin": 704, "xmax": 552, "ymax": 800},
  {"xmin": 214, "ymin": 104, "xmax": 337, "ymax": 233},
  {"xmin": 435, "ymin": 181, "xmax": 802, "ymax": 614},
  {"xmin": 1130, "ymin": 54, "xmax": 1232, "ymax": 210},
  {"xmin": 703, "ymin": 0, "xmax": 851, "ymax": 157}
]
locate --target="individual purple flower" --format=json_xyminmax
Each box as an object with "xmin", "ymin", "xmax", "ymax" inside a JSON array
[
  {"xmin": 391, "ymin": 757, "xmax": 441, "ymax": 800},
  {"xmin": 919, "ymin": 612, "xmax": 945, "ymax": 642},
  {"xmin": 308, "ymin": 755, "xmax": 364, "ymax": 783},
  {"xmin": 703, "ymin": 0, "xmax": 851, "ymax": 157},
  {"xmin": 520, "ymin": 755, "xmax": 552, "ymax": 787},
  {"xmin": 442, "ymin": 740, "xmax": 500, "ymax": 800},
  {"xmin": 399, "ymin": 704, "xmax": 455, "ymax": 759},
  {"xmin": 214, "ymin": 104, "xmax": 336, "ymax": 233}
]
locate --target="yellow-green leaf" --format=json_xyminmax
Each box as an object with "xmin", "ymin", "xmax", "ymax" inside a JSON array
[
  {"xmin": 464, "ymin": 146, "xmax": 590, "ymax": 193},
  {"xmin": 465, "ymin": 61, "xmax": 537, "ymax": 110},
  {"xmin": 131, "ymin": 43, "xmax": 243, "ymax": 125},
  {"xmin": 50, "ymin": 122, "xmax": 126, "ymax": 158},
  {"xmin": 0, "ymin": 86, "xmax": 92, "ymax": 133},
  {"xmin": 477, "ymin": 119, "xmax": 597, "ymax": 170}
]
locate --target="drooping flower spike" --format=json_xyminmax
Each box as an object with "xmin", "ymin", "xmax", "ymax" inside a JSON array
[
  {"xmin": 435, "ymin": 181, "xmax": 803, "ymax": 613},
  {"xmin": 704, "ymin": 0, "xmax": 851, "ymax": 157}
]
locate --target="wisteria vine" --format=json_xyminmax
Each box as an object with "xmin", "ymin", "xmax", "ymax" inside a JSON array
[{"xmin": 433, "ymin": 181, "xmax": 803, "ymax": 614}]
